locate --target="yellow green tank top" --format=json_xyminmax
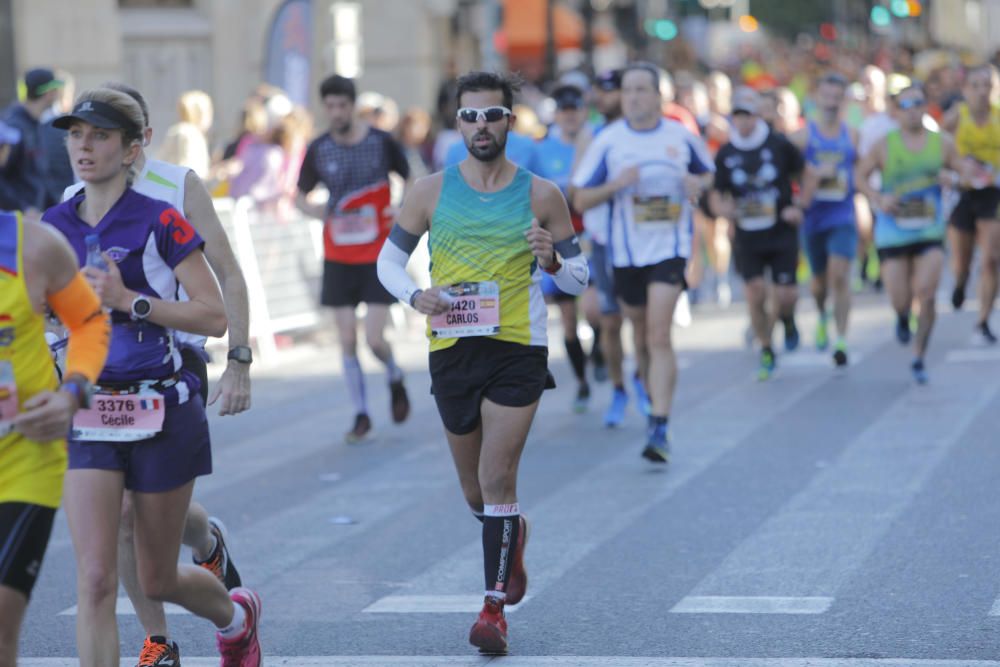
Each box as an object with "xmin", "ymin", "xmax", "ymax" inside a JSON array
[
  {"xmin": 0, "ymin": 212, "xmax": 65, "ymax": 508},
  {"xmin": 956, "ymin": 103, "xmax": 1000, "ymax": 169},
  {"xmin": 427, "ymin": 166, "xmax": 547, "ymax": 352}
]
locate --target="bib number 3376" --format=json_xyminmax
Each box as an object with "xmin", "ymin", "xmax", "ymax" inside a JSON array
[{"xmin": 72, "ymin": 393, "xmax": 165, "ymax": 442}]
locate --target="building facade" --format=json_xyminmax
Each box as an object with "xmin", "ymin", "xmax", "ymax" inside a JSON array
[{"xmin": 9, "ymin": 0, "xmax": 470, "ymax": 150}]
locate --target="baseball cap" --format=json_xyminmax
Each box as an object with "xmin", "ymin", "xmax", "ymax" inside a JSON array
[
  {"xmin": 24, "ymin": 68, "xmax": 64, "ymax": 99},
  {"xmin": 552, "ymin": 85, "xmax": 585, "ymax": 110},
  {"xmin": 53, "ymin": 99, "xmax": 141, "ymax": 134},
  {"xmin": 596, "ymin": 69, "xmax": 622, "ymax": 91},
  {"xmin": 731, "ymin": 86, "xmax": 760, "ymax": 115}
]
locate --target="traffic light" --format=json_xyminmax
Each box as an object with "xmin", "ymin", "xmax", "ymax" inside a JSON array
[
  {"xmin": 819, "ymin": 23, "xmax": 837, "ymax": 41},
  {"xmin": 890, "ymin": 0, "xmax": 910, "ymax": 16},
  {"xmin": 871, "ymin": 6, "xmax": 891, "ymax": 27},
  {"xmin": 907, "ymin": 0, "xmax": 922, "ymax": 16},
  {"xmin": 645, "ymin": 18, "xmax": 678, "ymax": 41}
]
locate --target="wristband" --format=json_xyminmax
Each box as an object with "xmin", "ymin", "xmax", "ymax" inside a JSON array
[{"xmin": 409, "ymin": 289, "xmax": 423, "ymax": 307}]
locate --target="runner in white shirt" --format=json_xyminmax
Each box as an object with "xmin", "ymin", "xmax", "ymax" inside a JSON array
[{"xmin": 572, "ymin": 62, "xmax": 713, "ymax": 465}]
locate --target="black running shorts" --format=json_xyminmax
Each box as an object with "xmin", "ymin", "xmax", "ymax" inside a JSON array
[
  {"xmin": 950, "ymin": 187, "xmax": 1000, "ymax": 232},
  {"xmin": 180, "ymin": 345, "xmax": 209, "ymax": 406},
  {"xmin": 0, "ymin": 502, "xmax": 56, "ymax": 599},
  {"xmin": 612, "ymin": 257, "xmax": 687, "ymax": 307},
  {"xmin": 735, "ymin": 238, "xmax": 799, "ymax": 285},
  {"xmin": 429, "ymin": 337, "xmax": 550, "ymax": 435},
  {"xmin": 321, "ymin": 260, "xmax": 395, "ymax": 308},
  {"xmin": 877, "ymin": 240, "xmax": 944, "ymax": 262}
]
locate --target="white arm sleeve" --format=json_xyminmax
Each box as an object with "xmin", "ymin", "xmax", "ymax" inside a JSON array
[
  {"xmin": 549, "ymin": 252, "xmax": 589, "ymax": 296},
  {"xmin": 377, "ymin": 234, "xmax": 421, "ymax": 307}
]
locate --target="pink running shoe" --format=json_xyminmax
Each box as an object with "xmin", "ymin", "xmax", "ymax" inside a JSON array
[{"xmin": 216, "ymin": 587, "xmax": 262, "ymax": 667}]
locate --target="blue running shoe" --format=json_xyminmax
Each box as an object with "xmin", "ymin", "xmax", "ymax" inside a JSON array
[
  {"xmin": 604, "ymin": 387, "xmax": 628, "ymax": 428},
  {"xmin": 895, "ymin": 314, "xmax": 912, "ymax": 345},
  {"xmin": 641, "ymin": 420, "xmax": 670, "ymax": 464},
  {"xmin": 911, "ymin": 358, "xmax": 928, "ymax": 384},
  {"xmin": 632, "ymin": 374, "xmax": 651, "ymax": 417},
  {"xmin": 783, "ymin": 318, "xmax": 800, "ymax": 352}
]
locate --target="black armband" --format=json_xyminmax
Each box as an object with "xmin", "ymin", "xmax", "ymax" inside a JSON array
[{"xmin": 554, "ymin": 236, "xmax": 582, "ymax": 259}]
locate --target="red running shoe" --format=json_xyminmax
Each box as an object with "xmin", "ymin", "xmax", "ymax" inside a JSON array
[
  {"xmin": 469, "ymin": 595, "xmax": 508, "ymax": 654},
  {"xmin": 216, "ymin": 587, "xmax": 262, "ymax": 667},
  {"xmin": 505, "ymin": 515, "xmax": 529, "ymax": 605}
]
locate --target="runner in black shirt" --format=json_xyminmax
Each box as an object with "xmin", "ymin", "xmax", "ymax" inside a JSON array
[{"xmin": 712, "ymin": 87, "xmax": 805, "ymax": 380}]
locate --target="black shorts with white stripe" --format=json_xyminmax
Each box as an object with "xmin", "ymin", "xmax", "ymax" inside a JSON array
[{"xmin": 0, "ymin": 502, "xmax": 56, "ymax": 598}]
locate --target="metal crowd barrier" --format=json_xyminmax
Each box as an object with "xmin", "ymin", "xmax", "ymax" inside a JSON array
[{"xmin": 212, "ymin": 197, "xmax": 325, "ymax": 361}]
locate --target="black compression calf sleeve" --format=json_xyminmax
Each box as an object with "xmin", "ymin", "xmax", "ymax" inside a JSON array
[
  {"xmin": 482, "ymin": 504, "xmax": 520, "ymax": 598},
  {"xmin": 565, "ymin": 337, "xmax": 587, "ymax": 382}
]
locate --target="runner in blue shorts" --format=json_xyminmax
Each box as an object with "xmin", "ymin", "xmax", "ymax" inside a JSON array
[
  {"xmin": 791, "ymin": 73, "xmax": 859, "ymax": 367},
  {"xmin": 43, "ymin": 87, "xmax": 262, "ymax": 666},
  {"xmin": 529, "ymin": 84, "xmax": 597, "ymax": 413}
]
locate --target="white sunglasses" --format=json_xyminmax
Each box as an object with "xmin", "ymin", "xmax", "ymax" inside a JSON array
[{"xmin": 456, "ymin": 106, "xmax": 512, "ymax": 123}]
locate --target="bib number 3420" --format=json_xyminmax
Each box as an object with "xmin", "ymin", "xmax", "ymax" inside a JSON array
[{"xmin": 430, "ymin": 281, "xmax": 501, "ymax": 338}]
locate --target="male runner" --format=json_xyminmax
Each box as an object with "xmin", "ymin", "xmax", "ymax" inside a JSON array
[
  {"xmin": 297, "ymin": 74, "xmax": 412, "ymax": 442},
  {"xmin": 712, "ymin": 87, "xmax": 805, "ymax": 380},
  {"xmin": 792, "ymin": 73, "xmax": 858, "ymax": 366},
  {"xmin": 530, "ymin": 84, "xmax": 594, "ymax": 412},
  {"xmin": 61, "ymin": 83, "xmax": 250, "ymax": 667},
  {"xmin": 572, "ymin": 62, "xmax": 713, "ymax": 462},
  {"xmin": 377, "ymin": 71, "xmax": 587, "ymax": 654},
  {"xmin": 856, "ymin": 84, "xmax": 964, "ymax": 382},
  {"xmin": 0, "ymin": 211, "xmax": 109, "ymax": 666},
  {"xmin": 943, "ymin": 64, "xmax": 1000, "ymax": 341},
  {"xmin": 569, "ymin": 69, "xmax": 635, "ymax": 426}
]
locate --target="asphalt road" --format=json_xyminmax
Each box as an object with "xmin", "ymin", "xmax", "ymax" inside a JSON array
[{"xmin": 17, "ymin": 293, "xmax": 1000, "ymax": 666}]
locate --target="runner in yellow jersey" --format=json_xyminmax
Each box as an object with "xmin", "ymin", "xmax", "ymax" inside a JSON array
[
  {"xmin": 944, "ymin": 64, "xmax": 1000, "ymax": 342},
  {"xmin": 0, "ymin": 211, "xmax": 109, "ymax": 665},
  {"xmin": 378, "ymin": 71, "xmax": 586, "ymax": 655}
]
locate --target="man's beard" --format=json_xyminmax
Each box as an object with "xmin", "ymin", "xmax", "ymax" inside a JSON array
[
  {"xmin": 333, "ymin": 119, "xmax": 352, "ymax": 135},
  {"xmin": 466, "ymin": 129, "xmax": 507, "ymax": 162}
]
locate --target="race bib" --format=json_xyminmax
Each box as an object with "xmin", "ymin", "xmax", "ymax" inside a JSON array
[
  {"xmin": 814, "ymin": 167, "xmax": 849, "ymax": 201},
  {"xmin": 72, "ymin": 392, "xmax": 165, "ymax": 442},
  {"xmin": 736, "ymin": 194, "xmax": 777, "ymax": 231},
  {"xmin": 896, "ymin": 197, "xmax": 937, "ymax": 230},
  {"xmin": 633, "ymin": 195, "xmax": 682, "ymax": 229},
  {"xmin": 328, "ymin": 206, "xmax": 379, "ymax": 246},
  {"xmin": 0, "ymin": 361, "xmax": 17, "ymax": 437},
  {"xmin": 430, "ymin": 281, "xmax": 501, "ymax": 339}
]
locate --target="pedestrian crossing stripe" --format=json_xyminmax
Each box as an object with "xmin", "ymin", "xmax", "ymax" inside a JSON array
[{"xmin": 17, "ymin": 657, "xmax": 1000, "ymax": 666}]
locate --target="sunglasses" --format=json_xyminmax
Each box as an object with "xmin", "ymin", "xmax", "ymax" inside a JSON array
[
  {"xmin": 897, "ymin": 97, "xmax": 926, "ymax": 110},
  {"xmin": 457, "ymin": 106, "xmax": 512, "ymax": 123}
]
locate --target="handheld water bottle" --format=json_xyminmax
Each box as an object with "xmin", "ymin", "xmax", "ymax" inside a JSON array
[{"xmin": 84, "ymin": 234, "xmax": 107, "ymax": 270}]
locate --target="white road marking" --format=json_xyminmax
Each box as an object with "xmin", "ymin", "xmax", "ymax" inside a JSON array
[
  {"xmin": 363, "ymin": 594, "xmax": 532, "ymax": 613},
  {"xmin": 674, "ymin": 363, "xmax": 1000, "ymax": 611},
  {"xmin": 989, "ymin": 598, "xmax": 1000, "ymax": 616},
  {"xmin": 363, "ymin": 356, "xmax": 840, "ymax": 613},
  {"xmin": 57, "ymin": 596, "xmax": 190, "ymax": 616},
  {"xmin": 18, "ymin": 657, "xmax": 1000, "ymax": 666},
  {"xmin": 670, "ymin": 595, "xmax": 833, "ymax": 614},
  {"xmin": 945, "ymin": 348, "xmax": 1000, "ymax": 363}
]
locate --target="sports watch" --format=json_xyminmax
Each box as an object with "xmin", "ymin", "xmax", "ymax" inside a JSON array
[
  {"xmin": 228, "ymin": 346, "xmax": 253, "ymax": 364},
  {"xmin": 130, "ymin": 294, "xmax": 152, "ymax": 321},
  {"xmin": 61, "ymin": 377, "xmax": 94, "ymax": 410}
]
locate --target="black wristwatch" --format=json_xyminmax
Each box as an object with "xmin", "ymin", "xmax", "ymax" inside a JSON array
[
  {"xmin": 61, "ymin": 377, "xmax": 94, "ymax": 410},
  {"xmin": 228, "ymin": 346, "xmax": 253, "ymax": 364}
]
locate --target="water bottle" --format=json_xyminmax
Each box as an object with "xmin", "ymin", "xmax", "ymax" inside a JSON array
[{"xmin": 84, "ymin": 234, "xmax": 107, "ymax": 270}]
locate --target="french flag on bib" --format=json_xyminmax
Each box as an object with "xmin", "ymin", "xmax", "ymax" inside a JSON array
[{"xmin": 140, "ymin": 398, "xmax": 162, "ymax": 410}]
